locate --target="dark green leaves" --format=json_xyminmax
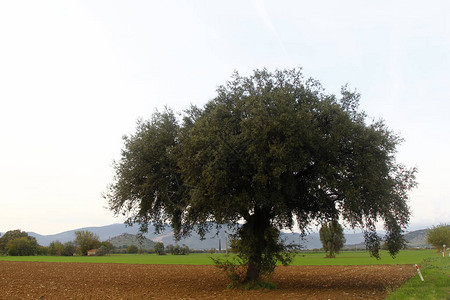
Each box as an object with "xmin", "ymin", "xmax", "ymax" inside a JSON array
[{"xmin": 106, "ymin": 68, "xmax": 417, "ymax": 263}]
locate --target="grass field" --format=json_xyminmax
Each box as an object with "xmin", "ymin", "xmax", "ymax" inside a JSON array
[{"xmin": 0, "ymin": 249, "xmax": 437, "ymax": 265}]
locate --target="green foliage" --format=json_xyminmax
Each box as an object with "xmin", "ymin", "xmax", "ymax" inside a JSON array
[
  {"xmin": 0, "ymin": 230, "xmax": 31, "ymax": 254},
  {"xmin": 319, "ymin": 221, "xmax": 346, "ymax": 258},
  {"xmin": 0, "ymin": 230, "xmax": 39, "ymax": 256},
  {"xmin": 106, "ymin": 68, "xmax": 417, "ymax": 283},
  {"xmin": 6, "ymin": 236, "xmax": 39, "ymax": 256},
  {"xmin": 100, "ymin": 241, "xmax": 115, "ymax": 253},
  {"xmin": 96, "ymin": 245, "xmax": 108, "ymax": 256},
  {"xmin": 126, "ymin": 244, "xmax": 138, "ymax": 254},
  {"xmin": 49, "ymin": 241, "xmax": 65, "ymax": 256},
  {"xmin": 153, "ymin": 242, "xmax": 165, "ymax": 255},
  {"xmin": 166, "ymin": 244, "xmax": 189, "ymax": 255},
  {"xmin": 426, "ymin": 224, "xmax": 450, "ymax": 252},
  {"xmin": 62, "ymin": 241, "xmax": 77, "ymax": 256},
  {"xmin": 74, "ymin": 230, "xmax": 101, "ymax": 256}
]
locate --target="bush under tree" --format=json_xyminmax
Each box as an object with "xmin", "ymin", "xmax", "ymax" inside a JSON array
[{"xmin": 105, "ymin": 68, "xmax": 417, "ymax": 285}]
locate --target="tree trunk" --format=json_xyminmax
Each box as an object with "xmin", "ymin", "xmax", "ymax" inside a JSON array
[
  {"xmin": 245, "ymin": 255, "xmax": 261, "ymax": 282},
  {"xmin": 242, "ymin": 209, "xmax": 270, "ymax": 283}
]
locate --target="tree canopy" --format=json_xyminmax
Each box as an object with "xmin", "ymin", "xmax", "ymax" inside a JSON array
[
  {"xmin": 0, "ymin": 230, "xmax": 39, "ymax": 256},
  {"xmin": 74, "ymin": 230, "xmax": 101, "ymax": 256},
  {"xmin": 106, "ymin": 68, "xmax": 417, "ymax": 283},
  {"xmin": 427, "ymin": 224, "xmax": 450, "ymax": 252}
]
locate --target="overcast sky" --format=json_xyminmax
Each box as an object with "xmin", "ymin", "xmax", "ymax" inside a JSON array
[{"xmin": 0, "ymin": 0, "xmax": 448, "ymax": 235}]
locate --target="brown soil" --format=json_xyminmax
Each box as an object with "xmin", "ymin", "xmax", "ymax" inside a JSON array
[{"xmin": 0, "ymin": 261, "xmax": 416, "ymax": 299}]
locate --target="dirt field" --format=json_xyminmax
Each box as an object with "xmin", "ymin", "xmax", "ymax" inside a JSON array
[{"xmin": 0, "ymin": 261, "xmax": 416, "ymax": 299}]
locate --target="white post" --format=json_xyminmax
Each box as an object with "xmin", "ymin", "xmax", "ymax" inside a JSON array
[{"xmin": 415, "ymin": 264, "xmax": 424, "ymax": 282}]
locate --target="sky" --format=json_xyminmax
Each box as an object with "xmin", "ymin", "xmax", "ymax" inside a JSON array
[{"xmin": 0, "ymin": 0, "xmax": 448, "ymax": 235}]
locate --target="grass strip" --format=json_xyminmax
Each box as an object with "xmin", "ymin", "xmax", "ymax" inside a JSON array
[
  {"xmin": 0, "ymin": 250, "xmax": 436, "ymax": 266},
  {"xmin": 386, "ymin": 256, "xmax": 450, "ymax": 300}
]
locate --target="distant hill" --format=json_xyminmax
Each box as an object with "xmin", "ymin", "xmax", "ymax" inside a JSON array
[
  {"xmin": 27, "ymin": 223, "xmax": 431, "ymax": 250},
  {"xmin": 404, "ymin": 229, "xmax": 431, "ymax": 248},
  {"xmin": 343, "ymin": 228, "xmax": 431, "ymax": 250},
  {"xmin": 28, "ymin": 224, "xmax": 142, "ymax": 246},
  {"xmin": 109, "ymin": 233, "xmax": 156, "ymax": 249}
]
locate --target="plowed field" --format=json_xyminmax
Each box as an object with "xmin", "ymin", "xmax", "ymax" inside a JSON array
[{"xmin": 0, "ymin": 261, "xmax": 416, "ymax": 299}]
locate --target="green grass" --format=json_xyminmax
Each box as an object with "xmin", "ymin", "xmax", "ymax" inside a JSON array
[
  {"xmin": 0, "ymin": 249, "xmax": 436, "ymax": 266},
  {"xmin": 386, "ymin": 256, "xmax": 450, "ymax": 300},
  {"xmin": 290, "ymin": 249, "xmax": 436, "ymax": 266}
]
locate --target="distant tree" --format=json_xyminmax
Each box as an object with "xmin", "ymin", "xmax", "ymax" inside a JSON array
[
  {"xmin": 126, "ymin": 244, "xmax": 138, "ymax": 254},
  {"xmin": 427, "ymin": 224, "xmax": 450, "ymax": 252},
  {"xmin": 96, "ymin": 245, "xmax": 108, "ymax": 256},
  {"xmin": 6, "ymin": 237, "xmax": 39, "ymax": 256},
  {"xmin": 100, "ymin": 241, "xmax": 115, "ymax": 253},
  {"xmin": 166, "ymin": 244, "xmax": 174, "ymax": 255},
  {"xmin": 154, "ymin": 242, "xmax": 165, "ymax": 255},
  {"xmin": 319, "ymin": 221, "xmax": 346, "ymax": 258},
  {"xmin": 106, "ymin": 68, "xmax": 417, "ymax": 283},
  {"xmin": 0, "ymin": 230, "xmax": 40, "ymax": 256},
  {"xmin": 49, "ymin": 241, "xmax": 65, "ymax": 256},
  {"xmin": 37, "ymin": 245, "xmax": 49, "ymax": 256},
  {"xmin": 74, "ymin": 231, "xmax": 101, "ymax": 256},
  {"xmin": 62, "ymin": 241, "xmax": 77, "ymax": 256},
  {"xmin": 0, "ymin": 230, "xmax": 30, "ymax": 254},
  {"xmin": 181, "ymin": 244, "xmax": 190, "ymax": 255}
]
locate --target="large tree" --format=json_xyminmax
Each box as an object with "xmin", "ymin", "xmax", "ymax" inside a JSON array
[{"xmin": 106, "ymin": 68, "xmax": 417, "ymax": 283}]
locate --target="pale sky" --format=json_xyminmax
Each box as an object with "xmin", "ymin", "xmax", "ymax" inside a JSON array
[{"xmin": 0, "ymin": 0, "xmax": 448, "ymax": 235}]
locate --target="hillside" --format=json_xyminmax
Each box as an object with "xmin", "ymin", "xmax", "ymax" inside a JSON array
[
  {"xmin": 344, "ymin": 229, "xmax": 431, "ymax": 249},
  {"xmin": 108, "ymin": 233, "xmax": 156, "ymax": 250}
]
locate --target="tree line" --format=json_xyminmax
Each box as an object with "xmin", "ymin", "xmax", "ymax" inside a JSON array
[
  {"xmin": 0, "ymin": 229, "xmax": 193, "ymax": 256},
  {"xmin": 0, "ymin": 230, "xmax": 113, "ymax": 256}
]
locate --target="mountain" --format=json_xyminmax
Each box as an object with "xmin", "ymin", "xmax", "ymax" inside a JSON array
[
  {"xmin": 343, "ymin": 228, "xmax": 431, "ymax": 249},
  {"xmin": 27, "ymin": 223, "xmax": 431, "ymax": 250},
  {"xmin": 404, "ymin": 229, "xmax": 431, "ymax": 248},
  {"xmin": 109, "ymin": 233, "xmax": 156, "ymax": 249},
  {"xmin": 28, "ymin": 224, "xmax": 142, "ymax": 246}
]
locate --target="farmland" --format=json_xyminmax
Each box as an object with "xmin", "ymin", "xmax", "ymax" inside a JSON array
[
  {"xmin": 0, "ymin": 250, "xmax": 444, "ymax": 299},
  {"xmin": 0, "ymin": 249, "xmax": 436, "ymax": 265}
]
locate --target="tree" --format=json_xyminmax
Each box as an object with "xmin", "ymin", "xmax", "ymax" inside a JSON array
[
  {"xmin": 319, "ymin": 221, "xmax": 346, "ymax": 258},
  {"xmin": 0, "ymin": 230, "xmax": 30, "ymax": 254},
  {"xmin": 74, "ymin": 230, "xmax": 101, "ymax": 256},
  {"xmin": 96, "ymin": 245, "xmax": 108, "ymax": 256},
  {"xmin": 154, "ymin": 242, "xmax": 165, "ymax": 255},
  {"xmin": 126, "ymin": 244, "xmax": 138, "ymax": 254},
  {"xmin": 6, "ymin": 237, "xmax": 39, "ymax": 256},
  {"xmin": 62, "ymin": 241, "xmax": 77, "ymax": 256},
  {"xmin": 105, "ymin": 68, "xmax": 417, "ymax": 284},
  {"xmin": 49, "ymin": 241, "xmax": 65, "ymax": 256},
  {"xmin": 427, "ymin": 224, "xmax": 450, "ymax": 252},
  {"xmin": 100, "ymin": 241, "xmax": 115, "ymax": 253},
  {"xmin": 0, "ymin": 230, "xmax": 39, "ymax": 256}
]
